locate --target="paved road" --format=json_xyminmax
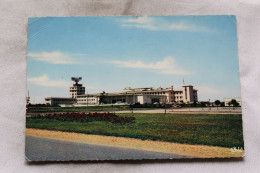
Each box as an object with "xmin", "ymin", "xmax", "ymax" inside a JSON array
[
  {"xmin": 25, "ymin": 136, "xmax": 188, "ymax": 161},
  {"xmin": 26, "ymin": 107, "xmax": 242, "ymax": 116},
  {"xmin": 115, "ymin": 107, "xmax": 242, "ymax": 114}
]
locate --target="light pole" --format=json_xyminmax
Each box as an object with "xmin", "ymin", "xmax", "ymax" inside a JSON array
[
  {"xmin": 208, "ymin": 99, "xmax": 211, "ymax": 111},
  {"xmin": 163, "ymin": 97, "xmax": 167, "ymax": 114}
]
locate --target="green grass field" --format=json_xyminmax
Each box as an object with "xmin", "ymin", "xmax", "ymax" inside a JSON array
[{"xmin": 26, "ymin": 113, "xmax": 244, "ymax": 148}]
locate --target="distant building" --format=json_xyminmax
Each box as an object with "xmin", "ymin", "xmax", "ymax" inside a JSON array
[
  {"xmin": 223, "ymin": 98, "xmax": 242, "ymax": 106},
  {"xmin": 45, "ymin": 97, "xmax": 76, "ymax": 106},
  {"xmin": 45, "ymin": 78, "xmax": 198, "ymax": 106}
]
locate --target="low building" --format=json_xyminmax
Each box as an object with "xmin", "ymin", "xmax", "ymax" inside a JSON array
[
  {"xmin": 45, "ymin": 97, "xmax": 76, "ymax": 106},
  {"xmin": 223, "ymin": 98, "xmax": 242, "ymax": 106},
  {"xmin": 45, "ymin": 78, "xmax": 198, "ymax": 106}
]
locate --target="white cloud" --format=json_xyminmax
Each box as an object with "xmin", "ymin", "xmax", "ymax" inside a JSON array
[
  {"xmin": 110, "ymin": 56, "xmax": 192, "ymax": 75},
  {"xmin": 28, "ymin": 51, "xmax": 79, "ymax": 64},
  {"xmin": 121, "ymin": 16, "xmax": 212, "ymax": 32},
  {"xmin": 27, "ymin": 74, "xmax": 70, "ymax": 87}
]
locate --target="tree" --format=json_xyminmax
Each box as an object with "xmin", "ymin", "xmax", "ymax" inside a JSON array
[
  {"xmin": 214, "ymin": 100, "xmax": 221, "ymax": 110},
  {"xmin": 200, "ymin": 102, "xmax": 206, "ymax": 110},
  {"xmin": 99, "ymin": 91, "xmax": 106, "ymax": 105},
  {"xmin": 230, "ymin": 99, "xmax": 239, "ymax": 110},
  {"xmin": 201, "ymin": 102, "xmax": 206, "ymax": 107}
]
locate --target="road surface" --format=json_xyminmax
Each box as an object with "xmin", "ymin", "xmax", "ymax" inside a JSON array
[
  {"xmin": 115, "ymin": 107, "xmax": 242, "ymax": 114},
  {"xmin": 26, "ymin": 107, "xmax": 242, "ymax": 117},
  {"xmin": 25, "ymin": 136, "xmax": 188, "ymax": 161}
]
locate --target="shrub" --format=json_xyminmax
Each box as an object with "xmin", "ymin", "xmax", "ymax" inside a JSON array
[{"xmin": 31, "ymin": 112, "xmax": 136, "ymax": 124}]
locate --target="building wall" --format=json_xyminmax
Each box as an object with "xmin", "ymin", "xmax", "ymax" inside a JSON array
[
  {"xmin": 174, "ymin": 90, "xmax": 183, "ymax": 102},
  {"xmin": 45, "ymin": 98, "xmax": 76, "ymax": 106},
  {"xmin": 182, "ymin": 85, "xmax": 194, "ymax": 103},
  {"xmin": 137, "ymin": 95, "xmax": 144, "ymax": 104},
  {"xmin": 193, "ymin": 90, "xmax": 198, "ymax": 102},
  {"xmin": 69, "ymin": 85, "xmax": 85, "ymax": 98},
  {"xmin": 76, "ymin": 95, "xmax": 98, "ymax": 105}
]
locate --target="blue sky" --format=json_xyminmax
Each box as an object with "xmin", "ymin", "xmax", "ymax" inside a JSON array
[{"xmin": 27, "ymin": 16, "xmax": 240, "ymax": 103}]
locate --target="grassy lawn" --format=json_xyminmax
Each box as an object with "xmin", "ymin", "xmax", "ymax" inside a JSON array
[{"xmin": 26, "ymin": 113, "xmax": 244, "ymax": 148}]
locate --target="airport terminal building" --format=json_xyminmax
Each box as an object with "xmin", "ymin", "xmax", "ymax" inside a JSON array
[{"xmin": 45, "ymin": 78, "xmax": 198, "ymax": 106}]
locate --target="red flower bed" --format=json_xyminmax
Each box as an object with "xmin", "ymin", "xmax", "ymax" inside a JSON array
[{"xmin": 31, "ymin": 112, "xmax": 136, "ymax": 124}]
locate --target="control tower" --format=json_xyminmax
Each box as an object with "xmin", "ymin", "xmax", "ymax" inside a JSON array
[{"xmin": 70, "ymin": 77, "xmax": 85, "ymax": 98}]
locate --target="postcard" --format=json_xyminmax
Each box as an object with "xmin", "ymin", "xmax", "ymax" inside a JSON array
[{"xmin": 25, "ymin": 16, "xmax": 244, "ymax": 161}]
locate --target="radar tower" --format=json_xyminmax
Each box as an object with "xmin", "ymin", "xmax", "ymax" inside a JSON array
[{"xmin": 71, "ymin": 77, "xmax": 82, "ymax": 85}]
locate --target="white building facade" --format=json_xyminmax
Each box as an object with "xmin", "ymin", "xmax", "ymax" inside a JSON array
[
  {"xmin": 70, "ymin": 83, "xmax": 85, "ymax": 98},
  {"xmin": 45, "ymin": 79, "xmax": 198, "ymax": 106},
  {"xmin": 45, "ymin": 97, "xmax": 76, "ymax": 106}
]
